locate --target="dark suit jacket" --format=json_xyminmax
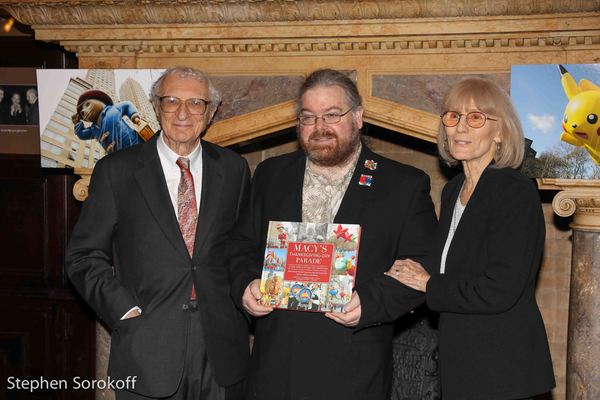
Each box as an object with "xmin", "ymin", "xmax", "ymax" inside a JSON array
[
  {"xmin": 231, "ymin": 144, "xmax": 437, "ymax": 400},
  {"xmin": 425, "ymin": 166, "xmax": 555, "ymax": 400},
  {"xmin": 26, "ymin": 99, "xmax": 39, "ymax": 125},
  {"xmin": 66, "ymin": 135, "xmax": 251, "ymax": 397}
]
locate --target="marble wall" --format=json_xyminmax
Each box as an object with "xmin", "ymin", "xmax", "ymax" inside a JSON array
[{"xmin": 213, "ymin": 75, "xmax": 304, "ymax": 121}]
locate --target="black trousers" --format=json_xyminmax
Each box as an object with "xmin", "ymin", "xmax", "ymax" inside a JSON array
[{"xmin": 117, "ymin": 302, "xmax": 244, "ymax": 400}]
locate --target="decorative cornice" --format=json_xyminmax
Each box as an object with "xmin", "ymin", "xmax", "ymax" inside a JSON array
[
  {"xmin": 2, "ymin": 0, "xmax": 599, "ymax": 25},
  {"xmin": 17, "ymin": 10, "xmax": 599, "ymax": 57},
  {"xmin": 56, "ymin": 31, "xmax": 600, "ymax": 56}
]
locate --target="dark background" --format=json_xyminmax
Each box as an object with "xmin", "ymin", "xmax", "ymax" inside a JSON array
[{"xmin": 0, "ymin": 10, "xmax": 96, "ymax": 400}]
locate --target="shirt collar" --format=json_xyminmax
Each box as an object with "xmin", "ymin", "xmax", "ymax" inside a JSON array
[{"xmin": 157, "ymin": 131, "xmax": 203, "ymax": 171}]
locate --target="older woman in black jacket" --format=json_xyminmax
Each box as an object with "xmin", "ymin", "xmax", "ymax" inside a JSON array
[{"xmin": 386, "ymin": 77, "xmax": 555, "ymax": 400}]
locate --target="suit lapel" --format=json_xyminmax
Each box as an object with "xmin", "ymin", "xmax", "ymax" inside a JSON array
[
  {"xmin": 440, "ymin": 168, "xmax": 494, "ymax": 274},
  {"xmin": 424, "ymin": 173, "xmax": 462, "ymax": 273},
  {"xmin": 275, "ymin": 150, "xmax": 305, "ymax": 222},
  {"xmin": 334, "ymin": 144, "xmax": 375, "ymax": 224},
  {"xmin": 193, "ymin": 142, "xmax": 224, "ymax": 259},
  {"xmin": 134, "ymin": 137, "xmax": 190, "ymax": 261}
]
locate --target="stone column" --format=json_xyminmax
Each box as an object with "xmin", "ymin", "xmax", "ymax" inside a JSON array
[{"xmin": 552, "ymin": 187, "xmax": 600, "ymax": 400}]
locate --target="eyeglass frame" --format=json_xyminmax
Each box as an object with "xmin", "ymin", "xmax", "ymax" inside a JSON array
[
  {"xmin": 157, "ymin": 95, "xmax": 211, "ymax": 115},
  {"xmin": 440, "ymin": 111, "xmax": 498, "ymax": 128},
  {"xmin": 297, "ymin": 108, "xmax": 355, "ymax": 126}
]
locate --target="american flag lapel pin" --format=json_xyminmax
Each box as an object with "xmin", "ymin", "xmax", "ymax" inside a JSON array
[{"xmin": 359, "ymin": 174, "xmax": 373, "ymax": 186}]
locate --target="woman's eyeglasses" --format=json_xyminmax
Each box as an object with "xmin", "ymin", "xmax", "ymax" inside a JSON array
[{"xmin": 440, "ymin": 111, "xmax": 497, "ymax": 128}]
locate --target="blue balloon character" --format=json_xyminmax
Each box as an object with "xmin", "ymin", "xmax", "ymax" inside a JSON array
[{"xmin": 72, "ymin": 89, "xmax": 142, "ymax": 153}]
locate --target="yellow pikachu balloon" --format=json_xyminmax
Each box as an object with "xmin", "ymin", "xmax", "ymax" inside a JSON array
[{"xmin": 558, "ymin": 64, "xmax": 600, "ymax": 165}]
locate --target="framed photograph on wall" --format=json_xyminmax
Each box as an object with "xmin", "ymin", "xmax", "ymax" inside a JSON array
[{"xmin": 0, "ymin": 68, "xmax": 40, "ymax": 155}]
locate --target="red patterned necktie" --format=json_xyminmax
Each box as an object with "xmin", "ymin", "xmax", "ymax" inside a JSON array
[{"xmin": 176, "ymin": 157, "xmax": 198, "ymax": 300}]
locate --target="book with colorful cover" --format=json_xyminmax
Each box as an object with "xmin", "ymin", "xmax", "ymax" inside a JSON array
[{"xmin": 259, "ymin": 221, "xmax": 361, "ymax": 312}]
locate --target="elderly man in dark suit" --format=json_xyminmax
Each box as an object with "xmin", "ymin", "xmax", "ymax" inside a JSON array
[
  {"xmin": 67, "ymin": 66, "xmax": 250, "ymax": 400},
  {"xmin": 25, "ymin": 87, "xmax": 39, "ymax": 125},
  {"xmin": 231, "ymin": 69, "xmax": 437, "ymax": 400}
]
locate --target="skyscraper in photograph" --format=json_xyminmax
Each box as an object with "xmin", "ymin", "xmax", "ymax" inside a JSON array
[{"xmin": 119, "ymin": 77, "xmax": 160, "ymax": 133}]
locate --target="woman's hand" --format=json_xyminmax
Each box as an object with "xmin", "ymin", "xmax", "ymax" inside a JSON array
[{"xmin": 384, "ymin": 259, "xmax": 430, "ymax": 293}]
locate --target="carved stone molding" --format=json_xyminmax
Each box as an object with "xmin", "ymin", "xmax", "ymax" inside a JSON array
[
  {"xmin": 4, "ymin": 0, "xmax": 598, "ymax": 61},
  {"xmin": 364, "ymin": 97, "xmax": 438, "ymax": 144},
  {"xmin": 540, "ymin": 179, "xmax": 600, "ymax": 232},
  {"xmin": 204, "ymin": 100, "xmax": 296, "ymax": 146},
  {"xmin": 553, "ymin": 191, "xmax": 600, "ymax": 232},
  {"xmin": 17, "ymin": 10, "xmax": 599, "ymax": 60},
  {"xmin": 2, "ymin": 0, "xmax": 599, "ymax": 25},
  {"xmin": 202, "ymin": 96, "xmax": 438, "ymax": 147},
  {"xmin": 57, "ymin": 32, "xmax": 600, "ymax": 57},
  {"xmin": 73, "ymin": 169, "xmax": 92, "ymax": 202}
]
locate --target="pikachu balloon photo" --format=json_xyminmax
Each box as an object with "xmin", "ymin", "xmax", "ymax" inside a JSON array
[{"xmin": 558, "ymin": 64, "xmax": 600, "ymax": 165}]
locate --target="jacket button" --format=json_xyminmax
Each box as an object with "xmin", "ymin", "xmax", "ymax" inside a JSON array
[{"xmin": 192, "ymin": 265, "xmax": 197, "ymax": 271}]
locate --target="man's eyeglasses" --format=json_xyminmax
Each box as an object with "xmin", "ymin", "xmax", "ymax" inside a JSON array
[
  {"xmin": 298, "ymin": 108, "xmax": 354, "ymax": 126},
  {"xmin": 440, "ymin": 111, "xmax": 497, "ymax": 128},
  {"xmin": 158, "ymin": 96, "xmax": 210, "ymax": 115}
]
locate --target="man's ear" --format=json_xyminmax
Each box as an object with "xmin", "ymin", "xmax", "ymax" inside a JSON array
[
  {"xmin": 207, "ymin": 101, "xmax": 221, "ymax": 125},
  {"xmin": 354, "ymin": 106, "xmax": 364, "ymax": 130},
  {"xmin": 151, "ymin": 100, "xmax": 161, "ymax": 123}
]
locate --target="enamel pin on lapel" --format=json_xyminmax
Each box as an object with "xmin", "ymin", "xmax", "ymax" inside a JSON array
[
  {"xmin": 359, "ymin": 174, "xmax": 373, "ymax": 186},
  {"xmin": 364, "ymin": 159, "xmax": 377, "ymax": 170}
]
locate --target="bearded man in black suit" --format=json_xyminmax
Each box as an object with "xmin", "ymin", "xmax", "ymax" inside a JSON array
[{"xmin": 231, "ymin": 69, "xmax": 437, "ymax": 400}]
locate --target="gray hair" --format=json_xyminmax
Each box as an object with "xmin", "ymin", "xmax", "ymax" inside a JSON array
[
  {"xmin": 296, "ymin": 69, "xmax": 362, "ymax": 115},
  {"xmin": 150, "ymin": 66, "xmax": 221, "ymax": 120},
  {"xmin": 438, "ymin": 77, "xmax": 524, "ymax": 169}
]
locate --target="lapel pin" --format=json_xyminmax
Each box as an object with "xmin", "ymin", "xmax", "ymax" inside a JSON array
[
  {"xmin": 359, "ymin": 174, "xmax": 373, "ymax": 186},
  {"xmin": 364, "ymin": 159, "xmax": 377, "ymax": 170}
]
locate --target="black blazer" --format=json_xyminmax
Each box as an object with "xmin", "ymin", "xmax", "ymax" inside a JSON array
[
  {"xmin": 425, "ymin": 166, "xmax": 555, "ymax": 400},
  {"xmin": 230, "ymin": 144, "xmax": 437, "ymax": 400},
  {"xmin": 66, "ymin": 135, "xmax": 251, "ymax": 397}
]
